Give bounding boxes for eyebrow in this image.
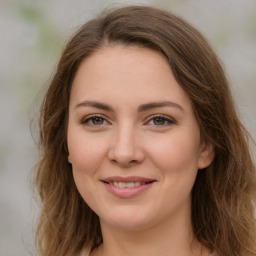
[75,100,184,112]
[75,101,114,111]
[138,101,184,112]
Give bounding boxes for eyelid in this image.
[144,114,176,125]
[79,113,176,126]
[80,114,111,125]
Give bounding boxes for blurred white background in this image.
[0,0,255,255]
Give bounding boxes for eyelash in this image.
[80,114,176,127]
[80,114,109,126]
[145,114,176,126]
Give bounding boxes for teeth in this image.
[126,182,135,188]
[113,181,119,187]
[111,181,146,188]
[119,182,126,188]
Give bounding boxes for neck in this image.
[92,210,209,256]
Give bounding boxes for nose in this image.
[108,124,145,167]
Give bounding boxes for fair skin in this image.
[67,45,214,256]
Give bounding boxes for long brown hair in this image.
[35,5,256,256]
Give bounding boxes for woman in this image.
[35,5,256,256]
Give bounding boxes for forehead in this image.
[70,45,192,112]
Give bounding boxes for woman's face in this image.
[67,45,213,231]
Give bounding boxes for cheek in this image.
[68,131,109,209]
[67,130,108,177]
[146,129,201,177]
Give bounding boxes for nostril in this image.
[110,159,118,164]
[107,144,145,166]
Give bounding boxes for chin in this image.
[99,207,156,231]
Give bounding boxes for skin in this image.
[67,45,214,256]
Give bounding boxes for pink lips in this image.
[101,176,156,198]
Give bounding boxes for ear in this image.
[68,155,72,164]
[197,140,215,170]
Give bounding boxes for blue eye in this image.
[147,115,175,126]
[81,115,107,126]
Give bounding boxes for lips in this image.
[101,176,155,183]
[100,176,156,198]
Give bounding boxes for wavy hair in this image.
[35,5,256,256]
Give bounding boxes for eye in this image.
[146,115,176,126]
[80,115,108,126]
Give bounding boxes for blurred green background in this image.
[0,0,255,255]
